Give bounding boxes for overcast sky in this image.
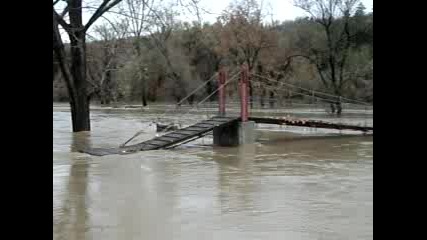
[180,0,373,23]
[56,0,373,41]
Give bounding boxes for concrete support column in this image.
[213,121,255,146]
[238,121,255,144]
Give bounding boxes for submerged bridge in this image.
[82,65,373,156]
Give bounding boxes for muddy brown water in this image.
[53,103,373,240]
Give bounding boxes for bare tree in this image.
[119,0,157,106]
[147,6,193,104]
[292,0,360,115]
[87,20,129,104]
[218,0,276,108]
[53,0,123,132]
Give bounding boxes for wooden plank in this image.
[142,145,160,151]
[137,142,160,148]
[248,117,281,125]
[164,133,189,138]
[249,117,373,132]
[188,125,214,131]
[183,127,209,132]
[177,130,209,135]
[148,139,174,146]
[156,136,180,142]
[204,120,231,126]
[209,117,237,122]
[194,123,215,128]
[152,137,175,142]
[129,140,158,151]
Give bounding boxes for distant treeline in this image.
[53,1,372,108]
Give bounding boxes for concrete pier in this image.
[213,121,255,146]
[213,65,256,147]
[238,121,255,144]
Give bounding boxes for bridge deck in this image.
[81,116,372,156]
[81,116,239,156]
[249,117,373,132]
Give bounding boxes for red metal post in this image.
[240,65,249,122]
[218,67,226,116]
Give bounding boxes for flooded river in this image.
[53,103,373,240]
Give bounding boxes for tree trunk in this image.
[134,41,148,107]
[71,94,91,132]
[101,46,115,105]
[53,30,90,131]
[330,103,336,114]
[69,32,91,132]
[336,101,342,116]
[269,91,274,108]
[188,95,195,105]
[142,90,148,107]
[141,72,147,107]
[260,88,266,108]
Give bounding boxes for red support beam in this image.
[218,67,226,116]
[240,65,249,122]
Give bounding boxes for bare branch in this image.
[53,13,76,101]
[60,5,69,18]
[53,7,71,33]
[84,0,123,32]
[190,0,202,24]
[125,0,154,37]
